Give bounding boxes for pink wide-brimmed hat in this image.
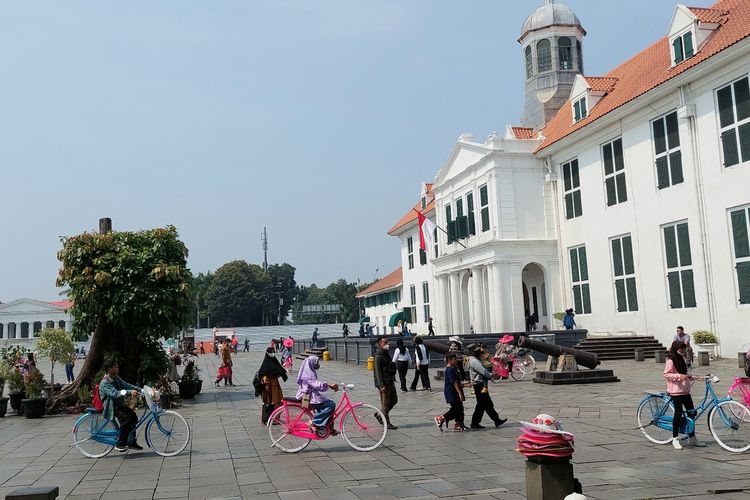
[283,338,294,348]
[499,335,515,344]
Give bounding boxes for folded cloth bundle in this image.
[517,413,575,459]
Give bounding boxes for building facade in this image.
[0,299,74,343]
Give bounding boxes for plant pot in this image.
[21,398,47,419]
[0,397,8,418]
[9,391,25,415]
[178,381,196,400]
[195,379,203,395]
[695,343,718,360]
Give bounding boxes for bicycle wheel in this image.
[729,383,750,417]
[341,403,387,452]
[636,395,674,444]
[520,354,536,374]
[709,400,750,453]
[510,360,525,381]
[146,410,190,457]
[267,405,312,453]
[73,412,116,458]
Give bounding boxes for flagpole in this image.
[412,208,467,249]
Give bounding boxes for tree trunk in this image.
[50,361,55,397]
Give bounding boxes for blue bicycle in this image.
[636,375,750,453]
[72,386,190,458]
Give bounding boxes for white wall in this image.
[398,224,435,334]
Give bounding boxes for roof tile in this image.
[356,267,403,297]
[584,76,618,93]
[511,126,536,139]
[689,6,729,23]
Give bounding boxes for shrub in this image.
[24,369,47,399]
[7,368,24,393]
[181,360,198,382]
[693,330,719,344]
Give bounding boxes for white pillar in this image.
[471,267,484,333]
[494,264,507,331]
[65,320,73,332]
[449,273,462,335]
[508,263,525,332]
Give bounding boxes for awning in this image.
[359,316,370,324]
[388,311,404,327]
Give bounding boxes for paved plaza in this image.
[1,349,750,500]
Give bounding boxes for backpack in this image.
[92,384,104,413]
[252,372,262,397]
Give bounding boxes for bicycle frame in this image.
[645,377,732,434]
[72,404,170,447]
[727,377,750,405]
[272,388,363,444]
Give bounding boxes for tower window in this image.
[576,40,583,73]
[672,31,694,65]
[537,39,551,73]
[525,45,533,79]
[558,37,572,70]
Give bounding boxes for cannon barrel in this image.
[423,340,450,356]
[518,337,600,369]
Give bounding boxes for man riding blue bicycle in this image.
[99,356,143,452]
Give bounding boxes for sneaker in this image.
[687,436,707,447]
[401,388,408,393]
[453,423,462,432]
[374,412,384,425]
[387,424,398,430]
[127,443,144,451]
[434,415,445,432]
[495,418,508,428]
[470,424,485,429]
[672,438,683,450]
[115,445,128,452]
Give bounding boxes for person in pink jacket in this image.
[664,340,706,450]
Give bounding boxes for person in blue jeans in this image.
[296,356,339,434]
[65,359,75,383]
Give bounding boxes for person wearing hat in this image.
[448,336,467,381]
[467,343,507,429]
[373,335,399,430]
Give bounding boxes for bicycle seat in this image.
[644,392,668,398]
[85,407,102,414]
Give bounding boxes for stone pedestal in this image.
[698,351,710,367]
[525,457,575,500]
[655,350,665,363]
[533,369,619,385]
[634,348,644,361]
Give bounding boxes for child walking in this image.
[434,354,468,432]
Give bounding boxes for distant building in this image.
[0,299,74,342]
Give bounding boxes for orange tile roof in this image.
[689,6,729,23]
[584,76,618,93]
[356,267,403,298]
[511,126,536,139]
[537,0,750,153]
[48,300,73,309]
[388,199,435,235]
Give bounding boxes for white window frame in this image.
[716,74,750,169]
[610,234,639,313]
[661,220,696,310]
[671,28,695,66]
[729,203,750,306]
[573,96,587,123]
[479,184,490,232]
[562,158,582,220]
[651,111,684,189]
[568,245,591,314]
[422,282,430,323]
[407,236,414,270]
[601,137,627,206]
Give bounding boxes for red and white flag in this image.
[417,211,437,250]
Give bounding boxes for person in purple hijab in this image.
[296,356,339,433]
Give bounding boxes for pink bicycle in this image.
[727,377,750,417]
[267,383,387,453]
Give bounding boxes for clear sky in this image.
[0,0,714,301]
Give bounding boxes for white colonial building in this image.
[0,299,74,343]
[364,0,750,356]
[355,268,404,335]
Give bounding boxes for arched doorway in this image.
[522,263,548,330]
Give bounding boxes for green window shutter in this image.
[731,209,750,258]
[563,163,572,191]
[446,205,452,222]
[653,118,667,155]
[581,283,592,314]
[579,246,589,280]
[581,98,587,118]
[574,101,581,122]
[616,173,627,203]
[738,261,750,304]
[419,249,427,265]
[457,216,469,239]
[676,223,692,266]
[571,160,580,188]
[669,151,684,185]
[626,277,638,311]
[734,77,750,122]
[656,156,670,189]
[613,139,624,171]
[683,32,694,58]
[612,239,624,277]
[664,225,678,269]
[480,185,488,206]
[666,112,680,150]
[467,193,474,212]
[481,208,490,232]
[456,199,464,217]
[605,177,617,206]
[407,237,413,253]
[573,190,582,217]
[564,193,574,219]
[718,85,735,128]
[572,284,583,315]
[668,271,683,309]
[408,255,414,269]
[403,307,412,323]
[738,122,750,163]
[681,269,696,308]
[622,236,635,275]
[468,214,476,235]
[447,220,457,243]
[722,130,739,167]
[423,283,429,303]
[570,248,580,282]
[615,279,627,312]
[673,37,683,64]
[603,142,614,175]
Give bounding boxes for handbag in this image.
[218,366,229,378]
[261,403,275,424]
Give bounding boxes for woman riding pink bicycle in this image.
[296,356,339,435]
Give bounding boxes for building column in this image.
[449,273,462,335]
[65,320,73,332]
[471,266,485,333]
[493,264,506,331]
[508,263,525,332]
[483,266,493,332]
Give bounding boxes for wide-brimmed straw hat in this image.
[518,414,574,439]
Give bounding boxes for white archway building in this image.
[0,299,74,344]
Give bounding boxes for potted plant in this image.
[155,375,178,409]
[35,327,76,398]
[0,363,8,417]
[693,330,720,359]
[178,360,198,399]
[22,368,47,419]
[7,367,25,416]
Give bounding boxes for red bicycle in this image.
[490,350,536,382]
[267,383,387,453]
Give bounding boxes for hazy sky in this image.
[1,0,713,301]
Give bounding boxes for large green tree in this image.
[204,261,270,326]
[292,279,360,324]
[264,263,297,325]
[52,225,193,405]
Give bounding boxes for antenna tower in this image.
[261,227,268,272]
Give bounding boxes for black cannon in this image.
[423,340,450,356]
[518,336,600,370]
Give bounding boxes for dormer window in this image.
[672,30,694,65]
[421,197,426,209]
[573,96,587,122]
